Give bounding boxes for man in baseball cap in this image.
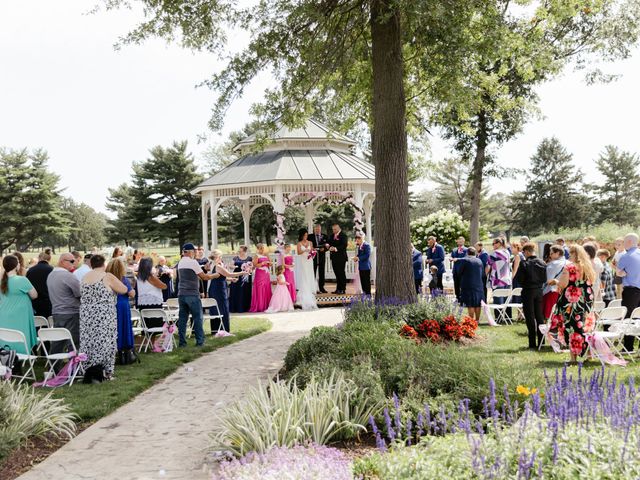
[176,242,218,346]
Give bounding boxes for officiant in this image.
[326,224,348,294]
[310,224,328,293]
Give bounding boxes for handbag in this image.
[0,345,16,370]
[116,348,140,366]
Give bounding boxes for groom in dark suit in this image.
[310,224,328,293]
[326,223,348,294]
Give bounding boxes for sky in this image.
[1,1,639,214]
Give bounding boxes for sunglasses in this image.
[64,259,75,263]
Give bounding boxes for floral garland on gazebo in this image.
[273,192,366,252]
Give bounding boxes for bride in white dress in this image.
[294,230,318,310]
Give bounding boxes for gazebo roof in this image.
[232,118,358,152]
[194,119,374,194]
[194,149,374,192]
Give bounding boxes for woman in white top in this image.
[543,245,566,319]
[294,229,318,310]
[136,257,167,328]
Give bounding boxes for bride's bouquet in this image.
[307,249,317,260]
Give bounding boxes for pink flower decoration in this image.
[565,286,582,303]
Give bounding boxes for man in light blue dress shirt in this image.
[616,233,640,352]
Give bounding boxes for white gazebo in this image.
[192,119,376,256]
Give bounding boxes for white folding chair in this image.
[504,287,524,321]
[33,316,49,329]
[630,307,640,320]
[597,306,628,330]
[592,301,606,317]
[163,298,179,322]
[0,328,38,384]
[139,309,171,352]
[202,298,226,334]
[38,328,84,385]
[130,308,143,338]
[485,289,513,324]
[47,316,55,327]
[608,299,623,309]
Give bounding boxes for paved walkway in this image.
[19,308,344,480]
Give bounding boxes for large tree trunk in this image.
[469,111,487,244]
[370,0,414,302]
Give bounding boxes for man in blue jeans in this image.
[176,243,219,347]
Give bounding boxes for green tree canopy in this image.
[592,145,640,225]
[105,183,145,247]
[512,137,592,236]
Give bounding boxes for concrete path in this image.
[19,308,344,480]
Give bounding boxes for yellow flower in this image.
[516,385,531,396]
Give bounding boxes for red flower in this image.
[564,286,582,303]
[584,312,596,332]
[567,264,579,282]
[550,314,562,330]
[400,324,418,339]
[569,332,584,355]
[442,315,463,341]
[460,316,478,338]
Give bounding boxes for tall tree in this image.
[65,200,108,251]
[129,141,204,247]
[0,148,70,254]
[105,183,145,247]
[430,1,640,242]
[103,0,481,301]
[512,138,591,236]
[592,145,640,225]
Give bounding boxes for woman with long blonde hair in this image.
[547,244,597,361]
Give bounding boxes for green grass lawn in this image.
[42,317,271,421]
[471,322,640,388]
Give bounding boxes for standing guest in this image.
[27,258,38,269]
[207,250,243,334]
[26,249,54,318]
[229,246,253,313]
[106,259,136,356]
[249,244,273,312]
[487,237,512,304]
[310,225,328,293]
[548,245,596,361]
[583,243,603,301]
[451,236,468,302]
[556,237,570,260]
[326,224,348,294]
[71,251,83,272]
[457,247,484,321]
[80,255,128,382]
[425,236,445,291]
[520,236,530,244]
[47,253,82,352]
[195,245,208,296]
[13,252,27,276]
[74,254,92,282]
[265,265,295,313]
[282,244,296,303]
[157,256,175,301]
[475,242,489,302]
[616,233,640,353]
[136,257,167,329]
[612,237,625,299]
[176,244,219,347]
[0,255,38,354]
[112,247,125,261]
[597,249,616,307]
[512,243,547,349]
[543,245,566,319]
[510,241,525,312]
[427,266,439,296]
[542,243,552,263]
[411,244,424,295]
[353,232,372,296]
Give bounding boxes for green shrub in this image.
[531,222,637,244]
[211,371,384,456]
[284,326,344,373]
[0,382,77,460]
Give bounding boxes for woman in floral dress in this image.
[548,245,597,361]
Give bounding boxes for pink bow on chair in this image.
[35,351,87,388]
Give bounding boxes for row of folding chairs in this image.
[0,326,82,385]
[162,298,226,336]
[484,288,524,325]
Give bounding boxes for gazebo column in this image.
[364,196,374,241]
[209,192,218,249]
[352,186,365,237]
[240,199,251,247]
[304,203,315,232]
[273,186,286,252]
[201,196,209,253]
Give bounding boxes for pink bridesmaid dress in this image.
[249,256,273,312]
[284,255,296,303]
[266,274,294,313]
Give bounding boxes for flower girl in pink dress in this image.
[266,266,294,313]
[283,244,296,303]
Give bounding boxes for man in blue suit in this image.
[411,244,424,295]
[451,236,468,302]
[353,232,371,295]
[426,236,445,291]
